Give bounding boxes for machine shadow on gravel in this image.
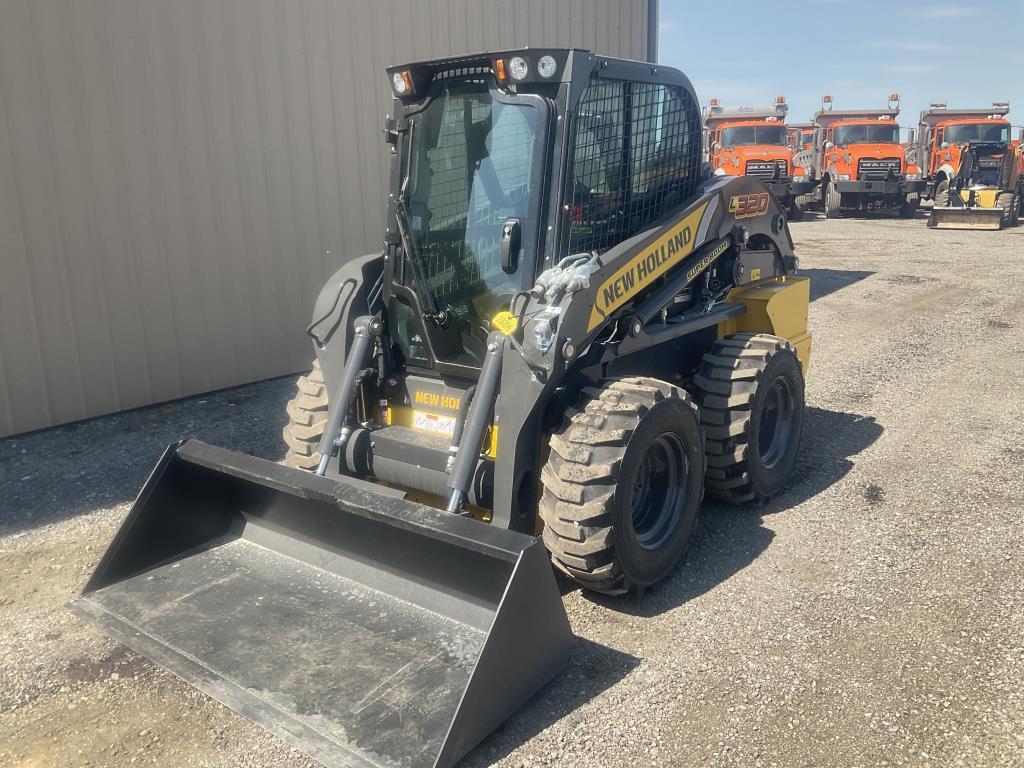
[800,268,875,301]
[581,406,884,618]
[0,378,294,536]
[460,636,639,768]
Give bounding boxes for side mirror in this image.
[500,219,521,274]
[941,141,949,149]
[825,141,834,149]
[712,142,721,152]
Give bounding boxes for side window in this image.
[567,80,627,255]
[567,78,699,255]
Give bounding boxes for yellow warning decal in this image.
[588,202,708,332]
[750,267,762,281]
[491,310,519,336]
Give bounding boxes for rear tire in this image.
[539,378,705,595]
[693,334,805,503]
[282,359,328,470]
[824,179,842,218]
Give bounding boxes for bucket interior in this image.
[71,442,561,768]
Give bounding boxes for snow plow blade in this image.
[927,206,1004,230]
[71,439,572,768]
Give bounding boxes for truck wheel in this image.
[539,377,705,595]
[824,180,842,218]
[933,179,949,207]
[282,359,328,470]
[693,334,805,503]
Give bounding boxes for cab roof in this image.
[918,103,1009,128]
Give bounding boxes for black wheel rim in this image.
[630,433,688,551]
[758,376,796,470]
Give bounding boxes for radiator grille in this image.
[744,159,788,180]
[857,157,901,180]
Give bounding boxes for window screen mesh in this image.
[567,78,700,255]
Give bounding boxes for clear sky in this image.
[657,0,1024,134]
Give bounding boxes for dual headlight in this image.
[905,172,922,180]
[834,174,850,181]
[505,54,558,82]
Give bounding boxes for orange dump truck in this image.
[787,122,814,152]
[913,102,1012,205]
[703,98,813,219]
[807,94,925,218]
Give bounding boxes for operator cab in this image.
[383,50,702,378]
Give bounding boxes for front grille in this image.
[744,159,788,180]
[857,157,901,180]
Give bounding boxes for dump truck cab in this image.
[809,94,924,218]
[703,98,813,217]
[915,102,1012,205]
[787,122,814,152]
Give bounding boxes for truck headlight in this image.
[714,167,727,176]
[905,172,922,180]
[835,174,850,181]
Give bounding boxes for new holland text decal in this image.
[729,192,769,219]
[588,202,708,332]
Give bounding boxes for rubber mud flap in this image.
[71,439,573,768]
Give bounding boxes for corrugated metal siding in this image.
[0,0,651,437]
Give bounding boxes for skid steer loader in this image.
[928,139,1022,229]
[73,50,812,768]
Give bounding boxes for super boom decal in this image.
[587,203,708,331]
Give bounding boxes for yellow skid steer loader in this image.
[928,140,1022,229]
[73,49,812,768]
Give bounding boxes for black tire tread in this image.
[539,377,700,595]
[694,333,796,503]
[282,359,327,470]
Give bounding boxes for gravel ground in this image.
[2,213,1023,768]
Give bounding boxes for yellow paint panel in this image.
[718,275,812,376]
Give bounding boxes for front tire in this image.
[825,179,842,218]
[539,378,705,595]
[282,359,328,470]
[996,191,1018,227]
[933,178,949,207]
[693,334,805,503]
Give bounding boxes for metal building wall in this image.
[0,0,654,437]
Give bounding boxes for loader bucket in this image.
[71,440,572,768]
[927,206,1004,230]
